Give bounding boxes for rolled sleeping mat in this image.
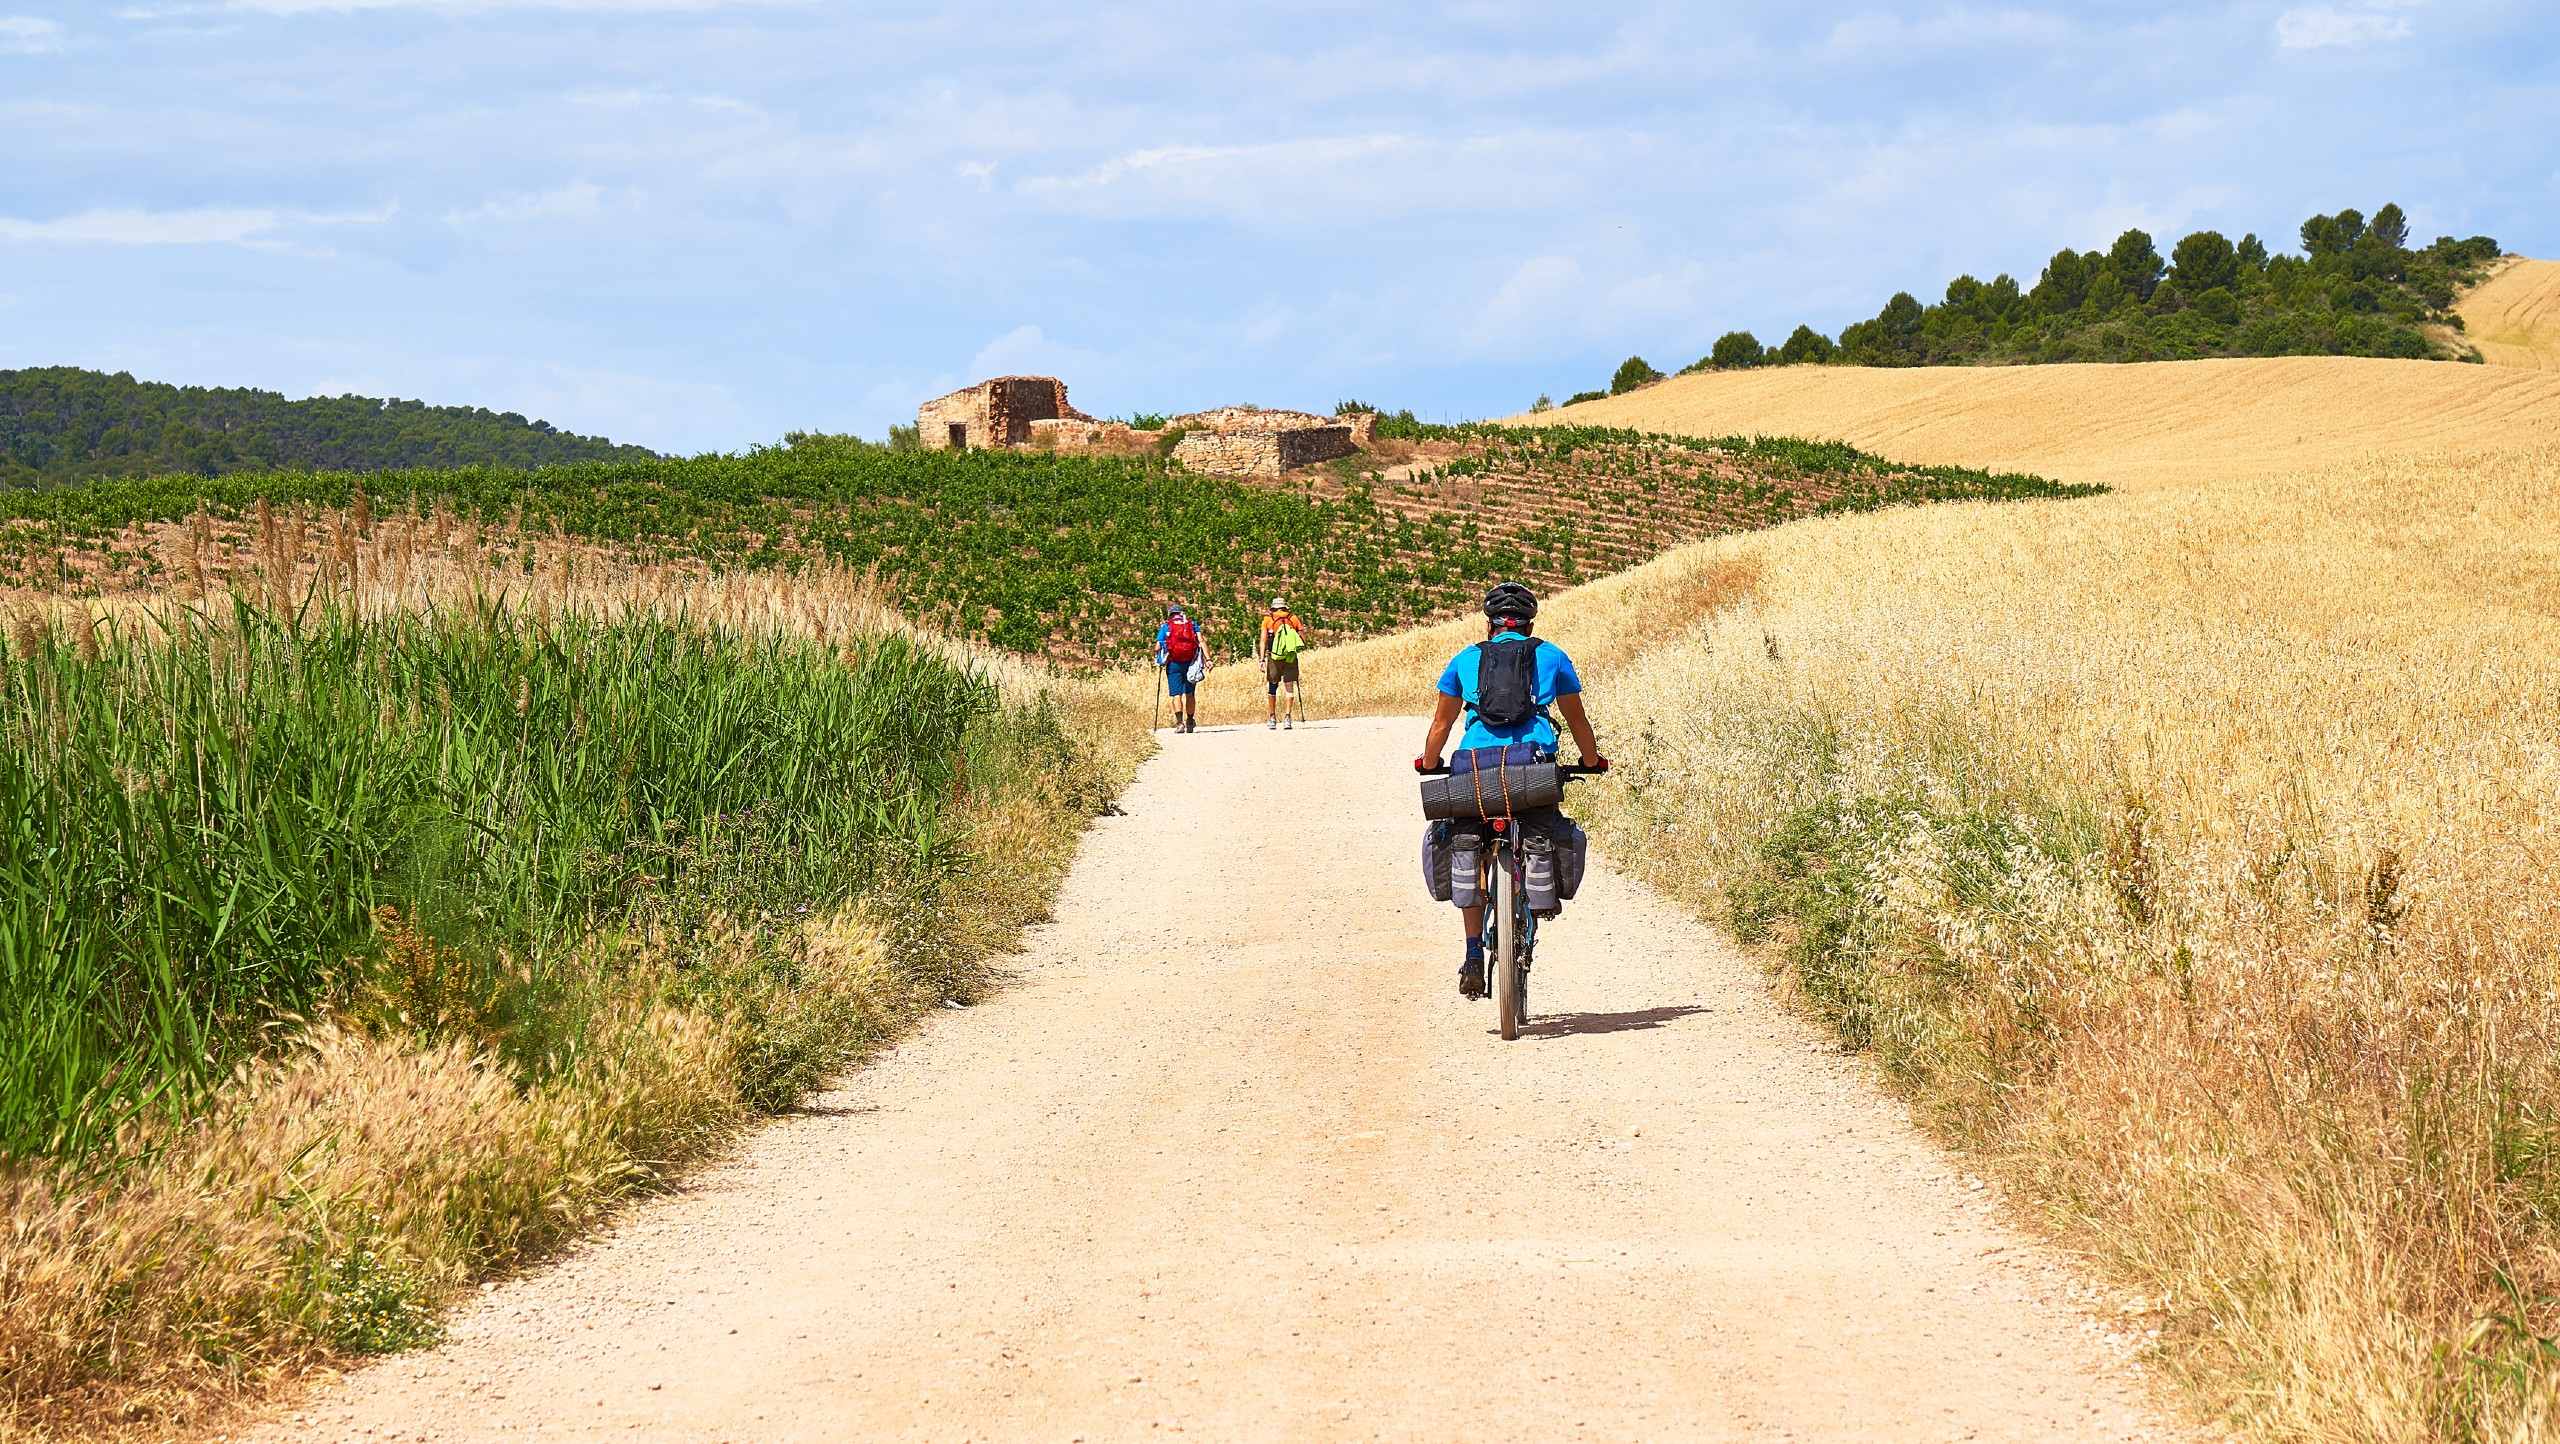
[1419,762,1563,819]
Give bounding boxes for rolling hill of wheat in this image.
[2456,258,2560,371]
[1525,353,2560,492]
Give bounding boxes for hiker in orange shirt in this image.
[1258,597,1307,730]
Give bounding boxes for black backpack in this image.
[1470,639,1544,729]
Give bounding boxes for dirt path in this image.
[257,718,2186,1443]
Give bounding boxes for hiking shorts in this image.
[1265,658,1300,692]
[1164,659,1195,697]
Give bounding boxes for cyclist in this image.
[1154,604,1202,734]
[1258,597,1307,729]
[1415,582,1604,998]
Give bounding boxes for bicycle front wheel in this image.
[1494,856,1523,1040]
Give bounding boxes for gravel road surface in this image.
[258,717,2184,1443]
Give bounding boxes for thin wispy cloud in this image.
[154,0,741,13]
[2275,3,2421,50]
[0,207,280,243]
[0,14,60,50]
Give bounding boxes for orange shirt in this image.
[1259,611,1300,657]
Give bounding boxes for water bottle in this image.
[1449,834,1483,909]
[1523,833,1560,914]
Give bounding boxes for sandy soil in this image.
[252,718,2189,1443]
[1522,355,2560,492]
[2456,258,2560,370]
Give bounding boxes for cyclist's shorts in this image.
[1164,660,1195,697]
[1264,658,1299,690]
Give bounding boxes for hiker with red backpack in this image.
[1155,604,1205,734]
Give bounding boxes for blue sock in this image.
[1464,937,1483,963]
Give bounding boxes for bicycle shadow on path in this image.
[1515,1003,1707,1039]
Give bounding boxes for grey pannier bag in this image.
[1522,817,1590,917]
[1553,816,1590,900]
[1448,827,1486,909]
[1523,831,1560,914]
[1422,821,1454,903]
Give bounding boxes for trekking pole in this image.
[1154,667,1164,732]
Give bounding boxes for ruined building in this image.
[1164,407,1368,478]
[916,376,1378,479]
[916,376,1091,450]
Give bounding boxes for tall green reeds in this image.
[0,594,994,1159]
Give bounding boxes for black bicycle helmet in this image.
[1482,581,1539,624]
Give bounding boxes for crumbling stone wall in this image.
[915,383,1373,474]
[1168,408,1357,478]
[917,376,1089,450]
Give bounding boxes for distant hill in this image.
[2454,258,2560,370]
[1525,354,2560,495]
[1557,204,2505,402]
[0,367,657,486]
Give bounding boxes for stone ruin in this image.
[916,375,1091,450]
[916,375,1376,478]
[1163,406,1370,478]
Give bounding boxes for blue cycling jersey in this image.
[1436,634,1582,751]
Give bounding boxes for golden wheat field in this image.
[1523,354,2560,492]
[2458,259,2560,371]
[1250,440,2560,1441]
[1229,353,2560,1435]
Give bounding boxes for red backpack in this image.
[1164,617,1200,664]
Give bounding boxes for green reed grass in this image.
[0,594,994,1159]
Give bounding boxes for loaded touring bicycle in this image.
[1419,748,1601,1040]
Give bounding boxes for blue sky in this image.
[1,2,2553,453]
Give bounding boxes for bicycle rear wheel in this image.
[1494,856,1523,1040]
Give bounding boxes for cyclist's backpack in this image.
[1271,623,1304,662]
[1164,618,1200,664]
[1470,639,1544,729]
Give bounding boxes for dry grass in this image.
[3,501,1054,709]
[2457,259,2560,372]
[1558,445,2560,1440]
[1518,356,2560,493]
[0,543,1148,1442]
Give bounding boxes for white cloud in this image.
[2276,4,2419,50]
[1014,131,1591,227]
[0,203,394,245]
[0,15,60,51]
[966,324,1103,381]
[444,182,626,225]
[194,0,741,12]
[1465,255,1584,350]
[1821,8,2070,59]
[0,207,280,243]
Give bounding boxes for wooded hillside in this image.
[0,367,656,486]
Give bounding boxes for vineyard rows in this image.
[0,427,2093,665]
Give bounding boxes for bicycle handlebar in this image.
[1413,759,1609,777]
